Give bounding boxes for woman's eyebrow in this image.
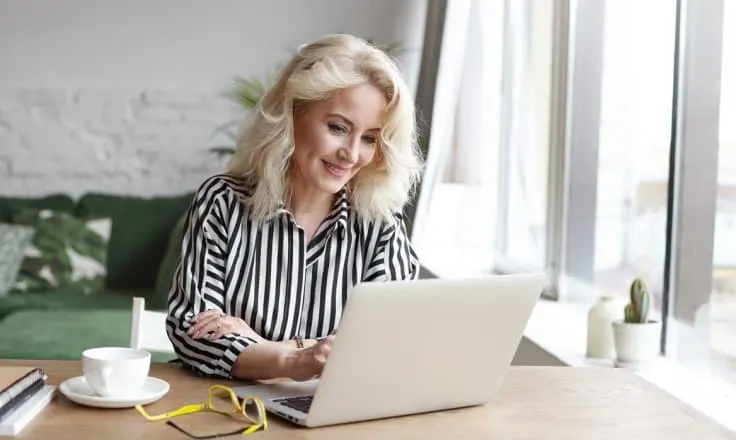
[327,113,354,127]
[327,113,381,132]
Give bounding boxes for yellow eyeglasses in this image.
[135,384,268,439]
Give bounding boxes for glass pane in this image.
[712,0,736,381]
[594,0,676,319]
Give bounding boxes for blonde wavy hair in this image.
[226,34,423,223]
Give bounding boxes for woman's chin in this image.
[314,177,348,195]
[315,170,351,193]
[321,183,346,194]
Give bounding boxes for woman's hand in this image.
[187,310,263,341]
[284,336,335,381]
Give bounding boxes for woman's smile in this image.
[323,160,351,178]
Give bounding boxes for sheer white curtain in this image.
[411,0,503,275]
[496,0,553,271]
[411,0,555,276]
[411,0,473,242]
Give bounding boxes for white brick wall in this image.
[0,1,427,198]
[0,89,240,198]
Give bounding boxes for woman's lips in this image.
[323,160,350,178]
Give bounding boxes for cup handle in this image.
[99,366,113,396]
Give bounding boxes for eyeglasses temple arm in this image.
[136,403,206,421]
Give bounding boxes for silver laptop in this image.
[233,273,544,428]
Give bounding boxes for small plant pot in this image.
[611,320,660,367]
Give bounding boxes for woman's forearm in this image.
[231,341,292,380]
[235,329,318,349]
[230,338,323,380]
[275,339,320,349]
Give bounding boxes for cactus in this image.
[623,278,650,323]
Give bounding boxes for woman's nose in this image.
[343,137,361,163]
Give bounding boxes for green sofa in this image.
[0,191,193,362]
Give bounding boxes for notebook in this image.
[0,385,55,436]
[0,367,47,419]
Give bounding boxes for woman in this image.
[166,34,423,381]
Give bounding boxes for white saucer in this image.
[59,376,170,408]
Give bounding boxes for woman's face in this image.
[291,83,386,197]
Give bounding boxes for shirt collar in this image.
[331,188,349,238]
[277,188,350,238]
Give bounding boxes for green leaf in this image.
[223,76,267,110]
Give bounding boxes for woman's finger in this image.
[188,310,220,333]
[208,323,228,340]
[189,315,221,338]
[315,337,332,353]
[209,318,237,340]
[315,343,331,361]
[188,315,217,337]
[302,339,331,372]
[191,309,222,323]
[199,320,226,339]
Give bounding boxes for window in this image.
[414,0,736,387]
[566,0,735,384]
[593,0,677,318]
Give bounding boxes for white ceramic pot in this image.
[611,320,661,366]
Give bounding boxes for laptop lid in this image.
[301,273,545,427]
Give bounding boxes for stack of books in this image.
[0,367,54,436]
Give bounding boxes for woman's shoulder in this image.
[188,174,254,224]
[350,209,407,236]
[193,173,253,204]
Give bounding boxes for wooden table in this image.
[4,359,735,439]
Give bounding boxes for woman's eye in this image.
[328,123,348,134]
[362,135,378,145]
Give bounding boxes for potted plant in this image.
[611,278,661,367]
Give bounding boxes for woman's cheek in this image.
[359,147,377,166]
[322,133,345,152]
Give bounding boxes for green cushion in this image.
[153,212,187,308]
[0,195,75,223]
[0,288,135,321]
[10,209,112,295]
[75,193,194,290]
[0,309,174,363]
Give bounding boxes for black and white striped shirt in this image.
[166,174,419,378]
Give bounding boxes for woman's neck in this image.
[288,173,337,241]
[289,185,334,217]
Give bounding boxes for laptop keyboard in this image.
[273,395,313,413]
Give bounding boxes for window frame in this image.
[662,0,724,360]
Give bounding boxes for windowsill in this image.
[525,298,736,433]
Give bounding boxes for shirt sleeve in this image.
[363,212,420,282]
[165,176,257,379]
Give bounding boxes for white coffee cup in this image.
[82,347,151,398]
